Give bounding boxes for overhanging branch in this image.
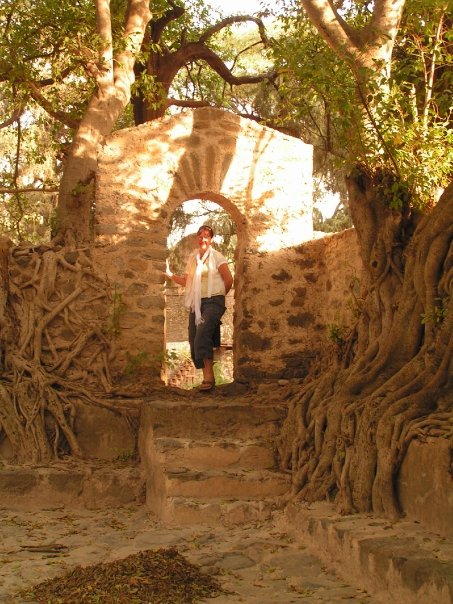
[28,83,80,129]
[200,15,270,46]
[0,107,24,130]
[166,98,212,109]
[185,42,277,86]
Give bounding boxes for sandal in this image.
[198,380,215,392]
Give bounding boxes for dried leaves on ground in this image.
[20,547,225,603]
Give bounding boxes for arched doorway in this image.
[165,198,236,388]
[94,107,313,383]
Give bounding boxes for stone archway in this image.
[94,108,313,382]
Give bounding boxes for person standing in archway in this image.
[165,225,233,391]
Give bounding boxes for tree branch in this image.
[368,0,405,49]
[301,0,405,74]
[0,107,24,130]
[300,0,361,63]
[151,4,185,43]
[28,83,79,129]
[199,15,270,45]
[182,42,277,86]
[95,0,114,90]
[166,97,212,109]
[114,0,152,93]
[423,10,445,128]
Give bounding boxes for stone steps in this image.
[160,496,281,526]
[0,460,144,509]
[140,399,287,439]
[162,468,289,499]
[283,501,453,604]
[139,396,291,526]
[154,436,276,470]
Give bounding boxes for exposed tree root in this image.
[0,242,143,463]
[278,178,453,519]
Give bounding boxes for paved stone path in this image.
[0,506,374,603]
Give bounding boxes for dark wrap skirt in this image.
[188,295,226,369]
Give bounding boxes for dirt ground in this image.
[0,505,374,604]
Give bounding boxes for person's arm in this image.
[218,263,233,294]
[165,260,187,286]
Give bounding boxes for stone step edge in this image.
[163,467,291,482]
[167,494,288,507]
[0,459,140,473]
[143,399,288,412]
[154,436,274,448]
[153,437,278,472]
[159,495,288,526]
[0,459,141,476]
[148,467,290,502]
[283,501,453,604]
[0,463,144,510]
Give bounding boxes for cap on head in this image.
[197,225,214,238]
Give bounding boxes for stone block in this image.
[73,403,136,460]
[136,295,165,310]
[163,468,289,499]
[398,438,453,539]
[0,470,38,493]
[162,496,275,526]
[154,437,276,471]
[285,501,453,604]
[140,400,287,441]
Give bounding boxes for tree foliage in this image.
[313,204,353,233]
[263,0,452,211]
[131,0,275,121]
[0,0,277,242]
[1,0,153,242]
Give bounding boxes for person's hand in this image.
[165,259,173,279]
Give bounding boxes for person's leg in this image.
[193,297,225,385]
[202,358,214,384]
[188,312,199,367]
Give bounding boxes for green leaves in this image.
[421,297,449,325]
[261,0,452,212]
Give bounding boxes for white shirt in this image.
[185,248,227,298]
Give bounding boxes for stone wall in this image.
[398,438,453,538]
[235,229,363,380]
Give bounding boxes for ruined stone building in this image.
[93,107,363,383]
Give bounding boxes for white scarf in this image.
[185,247,215,324]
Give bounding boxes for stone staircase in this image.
[138,393,291,526]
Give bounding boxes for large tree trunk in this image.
[57,0,152,243]
[278,176,452,519]
[57,92,128,241]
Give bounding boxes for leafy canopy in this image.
[0,0,451,243]
[265,0,452,211]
